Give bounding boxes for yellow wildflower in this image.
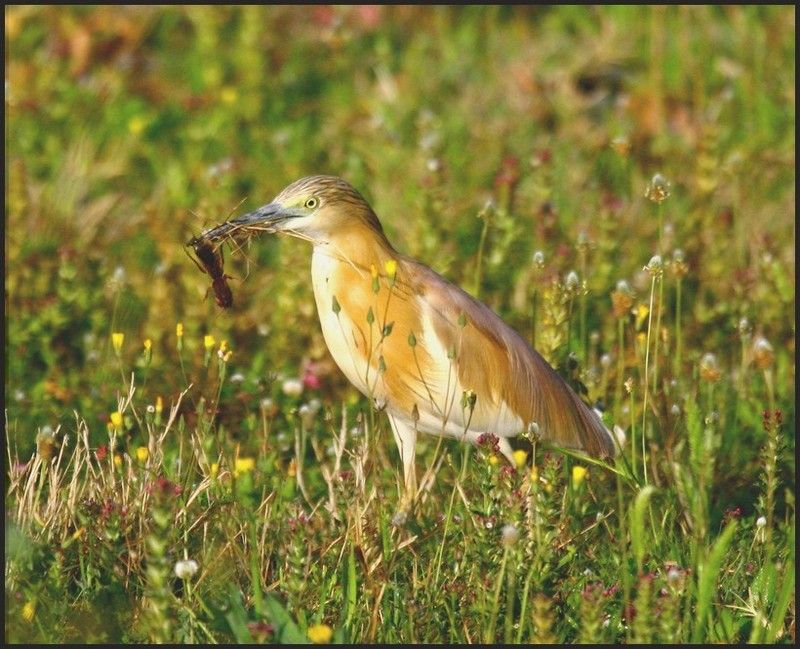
[572,465,588,488]
[287,458,297,478]
[512,449,528,469]
[176,323,184,338]
[112,332,124,353]
[114,454,123,467]
[204,335,216,350]
[155,396,163,414]
[308,624,333,644]
[384,259,398,279]
[634,303,649,329]
[136,447,149,462]
[128,115,146,135]
[234,457,255,477]
[143,338,152,351]
[110,411,123,429]
[221,86,238,105]
[22,600,35,622]
[530,464,539,483]
[210,462,219,479]
[219,340,228,353]
[488,455,499,466]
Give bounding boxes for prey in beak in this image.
[185,202,293,309]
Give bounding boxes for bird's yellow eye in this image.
[305,197,318,209]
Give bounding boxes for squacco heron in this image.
[209,175,616,498]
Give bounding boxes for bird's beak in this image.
[196,202,293,243]
[230,202,293,230]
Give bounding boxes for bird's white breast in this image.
[310,247,373,397]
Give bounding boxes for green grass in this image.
[5,5,795,644]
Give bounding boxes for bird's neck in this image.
[313,222,396,273]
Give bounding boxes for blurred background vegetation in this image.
[4,6,795,642]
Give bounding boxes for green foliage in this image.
[5,5,795,645]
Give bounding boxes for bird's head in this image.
[227,175,384,243]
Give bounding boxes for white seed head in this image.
[699,353,722,382]
[615,279,633,295]
[752,337,774,370]
[174,559,199,580]
[500,524,519,546]
[756,516,766,528]
[391,510,408,527]
[645,255,663,276]
[738,317,752,337]
[281,378,304,397]
[565,270,580,291]
[667,567,684,586]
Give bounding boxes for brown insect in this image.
[187,236,233,308]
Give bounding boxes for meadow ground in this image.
[4,6,795,643]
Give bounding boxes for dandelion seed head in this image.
[282,378,304,397]
[500,523,519,546]
[174,559,199,580]
[565,270,580,292]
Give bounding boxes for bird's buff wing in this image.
[408,259,616,457]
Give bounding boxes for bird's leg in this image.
[388,415,417,508]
